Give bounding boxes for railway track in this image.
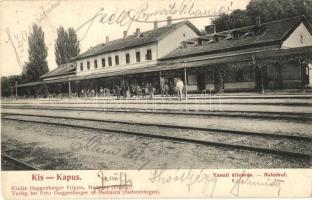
[2,113,311,160]
[2,105,312,122]
[3,101,312,106]
[1,153,40,170]
[2,112,311,141]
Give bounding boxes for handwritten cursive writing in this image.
[70,135,122,155]
[149,166,218,197]
[231,175,284,197]
[5,0,60,70]
[70,135,152,170]
[95,170,133,190]
[5,28,24,69]
[36,0,61,24]
[75,0,233,41]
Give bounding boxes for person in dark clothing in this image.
[116,85,121,100]
[164,81,169,96]
[148,83,154,99]
[121,80,127,98]
[169,81,175,96]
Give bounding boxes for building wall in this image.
[281,22,312,48]
[184,65,256,92]
[75,24,198,77]
[185,84,215,92]
[158,24,199,58]
[280,62,303,89]
[76,44,158,76]
[266,61,303,89]
[224,82,256,90]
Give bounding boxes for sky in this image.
[0,0,250,76]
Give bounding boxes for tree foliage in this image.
[213,0,312,32]
[22,24,49,82]
[1,75,22,97]
[55,27,80,66]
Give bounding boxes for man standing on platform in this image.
[176,78,184,101]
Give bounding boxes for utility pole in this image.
[252,56,264,94]
[260,66,264,94]
[15,82,18,100]
[183,61,188,100]
[159,70,162,96]
[68,81,72,98]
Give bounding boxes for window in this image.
[187,74,197,85]
[108,57,112,66]
[126,53,130,64]
[87,61,90,70]
[80,63,83,71]
[102,58,105,67]
[146,49,152,60]
[136,51,140,62]
[94,59,97,68]
[300,33,304,44]
[235,68,244,82]
[115,55,119,65]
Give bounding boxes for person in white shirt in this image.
[176,78,184,101]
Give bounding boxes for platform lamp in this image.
[252,56,264,94]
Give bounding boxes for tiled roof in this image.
[69,46,312,81]
[41,63,76,79]
[74,21,200,60]
[18,45,311,87]
[162,15,310,60]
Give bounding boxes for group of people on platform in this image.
[114,81,155,100]
[80,89,97,97]
[78,77,185,100]
[160,77,184,100]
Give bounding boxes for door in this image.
[255,65,268,90]
[214,69,224,93]
[197,73,206,92]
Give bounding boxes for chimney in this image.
[204,24,216,35]
[154,21,158,29]
[167,16,172,25]
[256,16,261,26]
[197,38,203,45]
[106,36,109,43]
[123,31,127,38]
[135,28,140,36]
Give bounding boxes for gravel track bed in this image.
[3,115,312,156]
[1,156,32,170]
[2,120,311,169]
[2,98,312,104]
[3,102,312,113]
[3,108,312,138]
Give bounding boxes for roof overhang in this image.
[72,41,157,61]
[17,81,44,88]
[17,75,75,88]
[72,64,159,81]
[158,45,312,70]
[17,46,312,87]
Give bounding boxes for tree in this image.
[246,0,311,22]
[55,27,80,66]
[214,10,253,32]
[22,24,49,82]
[1,77,12,97]
[1,75,23,97]
[213,0,312,32]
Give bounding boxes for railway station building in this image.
[17,15,312,97]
